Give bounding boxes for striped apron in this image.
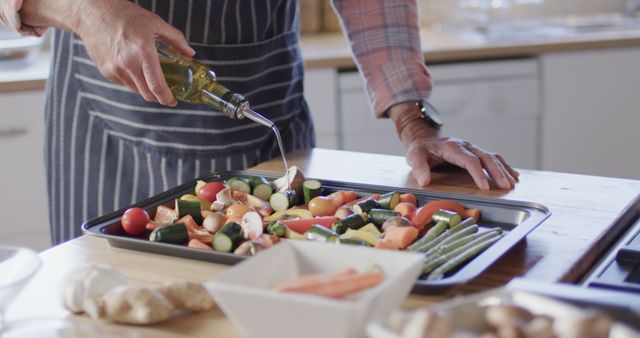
[44,0,315,245]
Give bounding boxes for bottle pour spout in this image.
[243,108,275,129]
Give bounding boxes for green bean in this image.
[421,229,502,275]
[427,235,502,280]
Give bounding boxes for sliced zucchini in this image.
[149,223,189,245]
[252,183,273,202]
[332,213,369,234]
[247,176,269,190]
[337,238,368,246]
[269,190,298,212]
[306,224,339,243]
[212,222,244,252]
[368,209,401,227]
[352,198,381,214]
[432,210,462,227]
[302,179,322,204]
[378,191,400,210]
[227,177,251,194]
[267,221,288,237]
[175,198,203,224]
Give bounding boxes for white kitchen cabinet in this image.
[303,68,340,149]
[335,58,541,170]
[0,90,50,251]
[541,47,640,179]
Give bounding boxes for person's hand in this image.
[390,103,519,190]
[0,0,46,36]
[20,0,195,106]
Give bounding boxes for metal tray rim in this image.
[82,170,551,293]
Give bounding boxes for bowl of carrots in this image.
[206,240,424,338]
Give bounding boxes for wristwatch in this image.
[418,100,444,128]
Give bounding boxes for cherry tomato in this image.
[121,207,150,236]
[308,196,337,217]
[198,182,226,203]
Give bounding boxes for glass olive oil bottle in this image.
[156,39,291,191]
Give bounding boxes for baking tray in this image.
[82,170,551,293]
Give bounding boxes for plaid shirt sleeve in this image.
[332,0,432,118]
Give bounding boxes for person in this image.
[1,0,518,245]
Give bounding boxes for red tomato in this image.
[198,182,226,203]
[121,207,150,236]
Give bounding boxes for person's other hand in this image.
[21,0,194,105]
[390,103,519,190]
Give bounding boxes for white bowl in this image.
[207,241,425,338]
[0,246,41,316]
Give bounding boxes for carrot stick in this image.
[188,238,212,250]
[311,271,384,298]
[345,193,381,207]
[277,271,385,299]
[394,202,417,217]
[145,221,160,231]
[375,240,400,250]
[327,190,358,207]
[411,200,466,230]
[460,208,481,221]
[280,216,339,234]
[188,232,214,243]
[399,193,418,207]
[384,226,419,249]
[273,268,357,292]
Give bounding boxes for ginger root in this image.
[61,263,215,325]
[84,285,174,325]
[157,281,215,312]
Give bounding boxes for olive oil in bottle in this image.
[156,39,291,191]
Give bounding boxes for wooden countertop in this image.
[5,26,640,92]
[301,28,640,68]
[6,148,640,337]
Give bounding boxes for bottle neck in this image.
[202,90,248,120]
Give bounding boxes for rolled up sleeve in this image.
[332,0,432,118]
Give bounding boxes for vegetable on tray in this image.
[117,166,503,282]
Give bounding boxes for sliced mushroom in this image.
[334,206,354,219]
[210,188,234,211]
[272,166,305,196]
[202,212,225,233]
[233,240,267,256]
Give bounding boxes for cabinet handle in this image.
[0,127,28,137]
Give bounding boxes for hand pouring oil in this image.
[156,39,291,190]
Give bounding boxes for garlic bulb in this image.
[60,262,126,313]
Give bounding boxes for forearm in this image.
[332,0,432,118]
[20,0,105,33]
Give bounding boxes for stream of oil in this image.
[271,125,291,192]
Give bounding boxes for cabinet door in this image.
[337,59,540,169]
[304,68,339,149]
[541,48,640,179]
[0,90,50,251]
